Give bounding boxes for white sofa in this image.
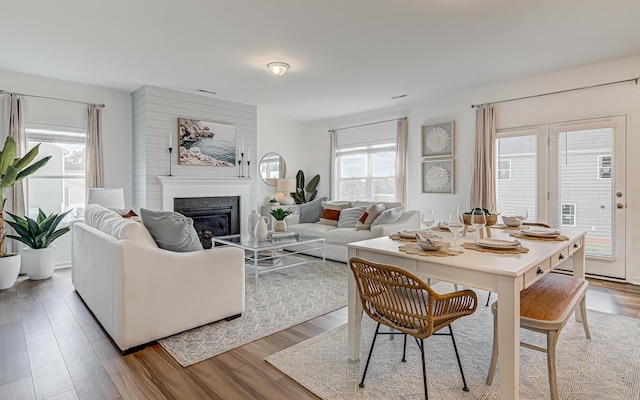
[286,201,420,262]
[71,205,245,352]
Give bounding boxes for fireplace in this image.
[174,196,240,249]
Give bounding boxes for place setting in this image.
[509,226,570,241]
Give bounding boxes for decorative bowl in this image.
[417,239,445,251]
[462,213,497,226]
[502,216,522,227]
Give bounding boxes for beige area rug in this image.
[267,286,640,399]
[159,256,347,367]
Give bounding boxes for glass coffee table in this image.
[212,233,325,280]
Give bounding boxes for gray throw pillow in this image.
[140,208,203,252]
[337,206,366,228]
[298,197,328,223]
[371,206,405,227]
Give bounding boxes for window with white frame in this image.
[497,159,512,180]
[597,155,612,179]
[336,143,396,202]
[561,203,576,226]
[25,127,86,219]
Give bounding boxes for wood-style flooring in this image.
[0,269,638,400]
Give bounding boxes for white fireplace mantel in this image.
[157,176,251,233]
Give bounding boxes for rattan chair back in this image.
[349,257,478,339]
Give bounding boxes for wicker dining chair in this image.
[486,273,591,400]
[349,257,478,399]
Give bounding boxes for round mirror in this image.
[259,152,287,186]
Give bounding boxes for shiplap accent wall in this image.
[132,85,257,211]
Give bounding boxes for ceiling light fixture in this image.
[267,62,290,77]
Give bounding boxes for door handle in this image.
[617,203,625,209]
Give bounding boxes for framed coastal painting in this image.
[422,159,454,194]
[178,118,236,166]
[421,121,454,158]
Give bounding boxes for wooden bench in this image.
[486,273,591,400]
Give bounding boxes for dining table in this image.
[346,227,586,400]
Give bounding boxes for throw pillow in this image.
[370,206,405,228]
[298,197,328,223]
[337,206,366,228]
[140,208,204,252]
[355,203,386,231]
[317,201,352,226]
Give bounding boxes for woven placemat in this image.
[389,232,442,242]
[398,243,462,257]
[508,232,569,242]
[492,224,521,230]
[461,242,529,254]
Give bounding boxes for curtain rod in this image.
[0,89,106,108]
[329,116,406,132]
[470,76,640,108]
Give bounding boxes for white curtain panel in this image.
[395,118,408,204]
[7,94,28,254]
[469,104,497,209]
[85,104,104,188]
[329,130,336,200]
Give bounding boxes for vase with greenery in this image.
[270,208,292,232]
[6,209,70,280]
[0,137,51,289]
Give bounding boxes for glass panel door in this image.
[550,116,626,279]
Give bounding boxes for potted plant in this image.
[6,209,70,280]
[270,208,293,232]
[0,136,51,289]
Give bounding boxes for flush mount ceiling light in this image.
[267,62,290,77]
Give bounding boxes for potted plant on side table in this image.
[6,209,70,280]
[0,136,51,290]
[270,208,293,232]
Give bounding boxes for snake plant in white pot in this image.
[0,136,51,289]
[6,209,70,280]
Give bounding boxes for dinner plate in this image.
[475,239,521,249]
[523,228,560,238]
[398,230,419,239]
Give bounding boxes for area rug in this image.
[159,257,348,367]
[266,286,640,399]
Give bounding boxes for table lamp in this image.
[276,178,296,205]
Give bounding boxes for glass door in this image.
[549,116,626,279]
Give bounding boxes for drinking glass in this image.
[471,209,486,240]
[422,209,436,231]
[448,209,464,250]
[515,206,528,232]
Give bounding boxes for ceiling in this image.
[1,0,639,122]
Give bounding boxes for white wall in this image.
[132,86,257,211]
[0,69,133,203]
[256,111,306,207]
[303,56,640,284]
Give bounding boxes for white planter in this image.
[273,220,287,232]
[0,253,21,290]
[22,245,57,280]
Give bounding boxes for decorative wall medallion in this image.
[422,159,454,194]
[421,121,454,158]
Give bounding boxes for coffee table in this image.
[212,233,325,280]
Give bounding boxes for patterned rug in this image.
[266,286,640,399]
[159,256,348,367]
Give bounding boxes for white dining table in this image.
[346,228,586,400]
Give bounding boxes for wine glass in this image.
[491,202,502,216]
[448,208,464,250]
[471,208,486,240]
[422,209,436,232]
[515,206,528,232]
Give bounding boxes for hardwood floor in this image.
[0,269,638,400]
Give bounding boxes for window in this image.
[26,127,86,219]
[561,203,576,226]
[336,143,396,202]
[597,155,612,179]
[497,159,511,180]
